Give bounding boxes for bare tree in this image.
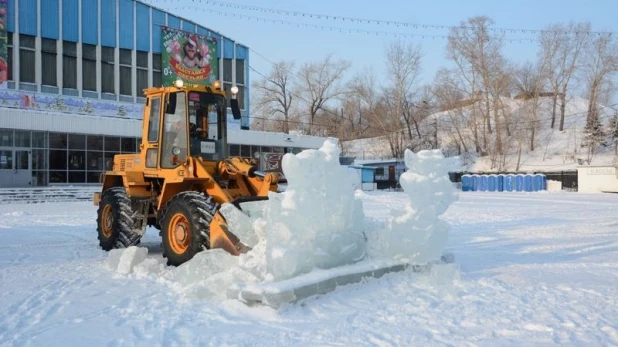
[583,33,618,124]
[514,61,546,151]
[539,22,590,131]
[447,16,511,159]
[384,40,423,142]
[342,69,381,138]
[297,54,351,135]
[251,61,296,134]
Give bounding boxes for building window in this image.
[41,39,57,86]
[82,44,97,91]
[119,49,132,96]
[152,53,161,87]
[7,32,12,81]
[62,41,77,89]
[136,51,148,96]
[223,58,232,83]
[19,34,36,83]
[101,47,115,94]
[235,59,244,85]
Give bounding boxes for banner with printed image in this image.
[0,0,8,89]
[161,27,218,87]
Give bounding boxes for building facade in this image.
[0,0,326,187]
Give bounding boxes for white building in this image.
[576,165,618,193]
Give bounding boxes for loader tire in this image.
[159,192,216,266]
[96,187,142,251]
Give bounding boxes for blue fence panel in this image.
[505,175,514,192]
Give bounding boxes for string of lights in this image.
[148,0,615,36]
[164,6,519,42]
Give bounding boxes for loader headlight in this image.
[172,146,181,155]
[231,85,239,95]
[174,79,184,88]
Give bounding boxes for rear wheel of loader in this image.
[96,187,142,250]
[159,192,215,266]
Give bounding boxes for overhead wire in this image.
[148,0,616,36]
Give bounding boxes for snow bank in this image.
[368,149,459,263]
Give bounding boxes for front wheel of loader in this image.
[96,187,142,251]
[159,192,216,266]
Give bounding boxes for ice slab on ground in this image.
[106,246,148,275]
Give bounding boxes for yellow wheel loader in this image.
[94,80,278,266]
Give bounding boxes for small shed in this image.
[348,165,377,191]
[577,165,618,193]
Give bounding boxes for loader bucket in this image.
[228,253,455,308]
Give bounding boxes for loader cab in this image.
[143,84,241,170]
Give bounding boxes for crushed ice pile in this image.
[105,141,459,300]
[368,149,459,263]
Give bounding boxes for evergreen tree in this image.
[608,112,618,155]
[582,107,606,164]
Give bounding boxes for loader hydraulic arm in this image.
[218,158,279,197]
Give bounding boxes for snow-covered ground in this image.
[1,191,618,346]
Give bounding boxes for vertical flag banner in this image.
[161,27,218,87]
[0,0,8,89]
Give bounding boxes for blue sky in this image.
[155,0,617,88]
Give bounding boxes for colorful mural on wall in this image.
[161,27,218,87]
[0,0,8,89]
[0,89,144,119]
[0,89,242,129]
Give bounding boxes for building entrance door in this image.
[0,148,32,187]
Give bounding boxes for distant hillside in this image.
[343,96,618,172]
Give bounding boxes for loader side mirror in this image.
[230,99,241,120]
[165,92,177,114]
